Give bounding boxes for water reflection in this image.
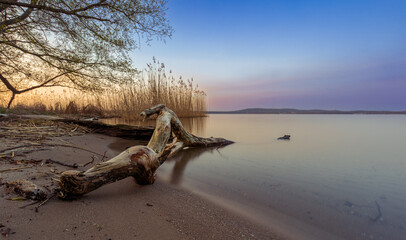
[107,131,223,187]
[106,114,406,240]
[158,114,406,240]
[167,147,223,185]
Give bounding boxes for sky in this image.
[130,0,406,111]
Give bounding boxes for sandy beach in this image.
[0,128,284,240]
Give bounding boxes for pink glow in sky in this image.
[132,0,406,111]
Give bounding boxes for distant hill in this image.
[207,108,406,114]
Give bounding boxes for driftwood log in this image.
[56,118,154,140]
[56,104,233,199]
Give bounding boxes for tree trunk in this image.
[56,118,155,140]
[7,92,15,109]
[56,104,233,199]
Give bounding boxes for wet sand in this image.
[0,134,284,240]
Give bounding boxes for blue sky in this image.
[131,0,406,111]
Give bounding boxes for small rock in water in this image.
[277,135,291,140]
[344,201,353,207]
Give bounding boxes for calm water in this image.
[106,114,406,240]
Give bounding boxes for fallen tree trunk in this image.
[56,118,154,140]
[56,104,233,199]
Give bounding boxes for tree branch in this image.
[0,2,10,12]
[0,72,18,93]
[0,0,36,33]
[0,68,76,94]
[17,71,73,94]
[0,0,113,22]
[0,0,172,103]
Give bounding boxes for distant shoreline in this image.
[207,108,406,114]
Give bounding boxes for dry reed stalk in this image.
[0,61,207,119]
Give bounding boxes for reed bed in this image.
[0,61,207,119]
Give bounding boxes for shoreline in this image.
[0,133,284,240]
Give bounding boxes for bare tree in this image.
[0,0,173,108]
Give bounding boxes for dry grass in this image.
[0,60,206,119]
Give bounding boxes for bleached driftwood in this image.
[56,104,233,199]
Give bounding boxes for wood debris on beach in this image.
[0,105,233,204]
[0,117,90,158]
[0,116,103,206]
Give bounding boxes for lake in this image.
[104,114,406,240]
